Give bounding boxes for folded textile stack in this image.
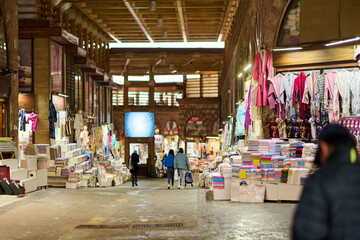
[232,164,241,178]
[269,140,284,153]
[289,142,300,157]
[55,158,67,168]
[61,167,71,177]
[68,172,81,183]
[212,174,224,189]
[300,168,311,184]
[230,155,242,164]
[281,144,290,157]
[297,158,305,168]
[251,153,261,166]
[240,151,252,165]
[281,168,289,183]
[296,144,303,157]
[247,140,259,152]
[290,158,298,168]
[239,165,258,180]
[261,153,279,168]
[274,169,282,183]
[304,157,315,169]
[261,168,269,182]
[272,156,286,168]
[249,168,262,181]
[268,168,275,183]
[284,158,292,168]
[311,145,318,157]
[302,143,316,157]
[258,139,271,153]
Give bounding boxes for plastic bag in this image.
[174,169,179,181]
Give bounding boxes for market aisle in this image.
[0,179,296,240]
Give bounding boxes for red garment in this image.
[252,50,272,106]
[292,72,307,118]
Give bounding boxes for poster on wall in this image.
[18,39,32,92]
[51,41,63,93]
[186,116,206,137]
[164,121,178,136]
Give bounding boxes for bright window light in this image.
[129,75,150,81]
[113,75,124,85]
[187,74,201,79]
[109,42,225,49]
[154,75,183,83]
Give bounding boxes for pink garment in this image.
[252,50,272,106]
[26,112,39,131]
[302,73,318,116]
[245,83,253,129]
[324,72,337,123]
[292,72,307,118]
[268,75,285,119]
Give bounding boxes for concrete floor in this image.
[0,178,297,240]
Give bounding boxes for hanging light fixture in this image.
[157,17,163,27]
[150,0,156,11]
[162,30,167,38]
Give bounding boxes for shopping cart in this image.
[184,171,194,187]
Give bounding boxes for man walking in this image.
[174,148,190,189]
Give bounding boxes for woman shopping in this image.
[163,149,175,189]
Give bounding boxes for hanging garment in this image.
[65,107,73,136]
[292,72,307,118]
[18,109,27,132]
[48,101,57,139]
[235,103,246,136]
[250,83,262,121]
[280,73,296,119]
[74,111,83,140]
[308,117,317,140]
[302,72,318,116]
[268,74,285,120]
[244,83,253,129]
[324,72,337,123]
[334,70,352,119]
[252,50,272,106]
[26,112,39,131]
[350,69,360,116]
[314,73,326,118]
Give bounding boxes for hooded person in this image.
[293,124,360,240]
[130,150,140,187]
[163,149,175,189]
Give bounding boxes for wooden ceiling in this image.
[109,48,224,75]
[62,0,239,43]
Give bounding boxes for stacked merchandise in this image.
[230,155,242,164]
[272,156,286,168]
[261,153,279,168]
[289,142,301,157]
[296,144,303,157]
[258,140,271,153]
[250,153,261,166]
[281,144,290,157]
[249,168,262,181]
[241,151,252,165]
[247,140,259,152]
[231,164,241,178]
[274,169,282,183]
[268,140,284,153]
[211,173,224,189]
[302,143,316,157]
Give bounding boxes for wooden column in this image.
[183,73,187,98]
[149,66,155,110]
[33,38,51,143]
[88,32,93,59]
[1,0,19,142]
[124,69,129,109]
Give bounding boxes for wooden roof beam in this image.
[123,0,154,43]
[176,0,187,42]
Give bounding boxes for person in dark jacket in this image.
[293,124,360,240]
[163,150,175,189]
[130,150,140,187]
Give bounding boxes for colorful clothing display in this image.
[292,72,307,118]
[235,102,246,136]
[280,73,296,119]
[18,109,27,132]
[252,50,272,106]
[334,70,352,119]
[324,72,337,123]
[26,112,39,131]
[268,74,285,119]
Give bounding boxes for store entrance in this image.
[129,143,149,176]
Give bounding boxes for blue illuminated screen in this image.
[125,112,155,138]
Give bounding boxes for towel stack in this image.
[281,144,290,157]
[247,140,259,152]
[212,174,225,189]
[267,168,275,183]
[231,164,241,178]
[249,169,262,181]
[251,153,261,166]
[274,169,283,183]
[302,143,316,157]
[296,144,303,157]
[281,168,289,183]
[241,151,252,165]
[259,139,270,153]
[231,155,242,164]
[272,156,286,168]
[269,140,284,153]
[261,153,275,168]
[284,158,292,168]
[300,169,311,185]
[261,168,269,182]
